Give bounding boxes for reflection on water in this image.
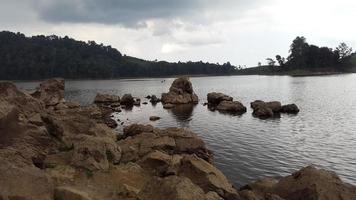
[14,74,356,187]
[168,104,195,127]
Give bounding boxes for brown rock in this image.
[163,103,175,109]
[71,135,121,170]
[31,78,65,106]
[280,104,300,114]
[138,176,207,200]
[207,92,233,105]
[94,93,120,103]
[179,155,240,200]
[149,116,161,121]
[121,94,135,106]
[216,101,247,114]
[252,106,274,119]
[265,101,282,113]
[150,95,161,104]
[161,77,199,104]
[123,124,154,139]
[54,187,92,200]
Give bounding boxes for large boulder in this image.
[161,77,199,104]
[70,135,121,171]
[94,93,120,104]
[207,92,233,105]
[216,101,247,114]
[31,78,65,106]
[240,166,356,200]
[252,106,274,119]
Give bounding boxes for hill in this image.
[0,31,237,80]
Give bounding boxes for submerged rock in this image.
[161,77,199,104]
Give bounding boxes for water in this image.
[14,75,356,187]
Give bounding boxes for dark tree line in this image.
[265,36,355,72]
[0,31,237,80]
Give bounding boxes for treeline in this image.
[0,31,237,80]
[239,36,356,75]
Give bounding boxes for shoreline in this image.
[1,78,356,199]
[3,71,354,82]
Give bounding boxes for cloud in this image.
[32,0,264,27]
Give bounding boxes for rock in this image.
[252,106,274,119]
[216,101,247,114]
[71,135,121,170]
[28,113,44,126]
[207,92,233,105]
[251,100,282,119]
[143,102,148,105]
[150,95,161,104]
[121,94,134,106]
[31,78,65,106]
[138,176,207,200]
[94,93,120,104]
[280,104,300,114]
[206,192,224,200]
[105,118,118,129]
[54,187,92,200]
[240,166,356,200]
[138,150,172,174]
[145,95,151,99]
[149,116,161,121]
[265,101,282,113]
[65,101,81,109]
[122,124,154,139]
[179,155,240,200]
[163,103,175,109]
[133,98,141,106]
[161,77,199,104]
[250,100,265,110]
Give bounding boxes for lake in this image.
[15,74,356,187]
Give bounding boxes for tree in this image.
[275,55,285,67]
[336,42,353,60]
[266,58,276,66]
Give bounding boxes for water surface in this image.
[15,75,356,187]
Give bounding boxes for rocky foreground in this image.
[1,78,356,200]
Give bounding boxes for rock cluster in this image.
[0,78,353,200]
[161,77,199,105]
[207,92,247,114]
[251,100,300,119]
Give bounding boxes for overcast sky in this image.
[1,0,355,67]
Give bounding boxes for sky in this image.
[1,0,356,67]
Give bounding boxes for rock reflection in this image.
[168,104,196,126]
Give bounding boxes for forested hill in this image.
[0,31,237,80]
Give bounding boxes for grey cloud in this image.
[33,0,262,26]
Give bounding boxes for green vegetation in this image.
[239,36,356,75]
[0,31,237,80]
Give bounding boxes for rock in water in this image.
[161,77,199,104]
[281,104,300,114]
[31,78,65,106]
[94,93,120,104]
[121,94,134,106]
[150,95,160,104]
[207,92,233,105]
[149,116,161,121]
[216,101,247,114]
